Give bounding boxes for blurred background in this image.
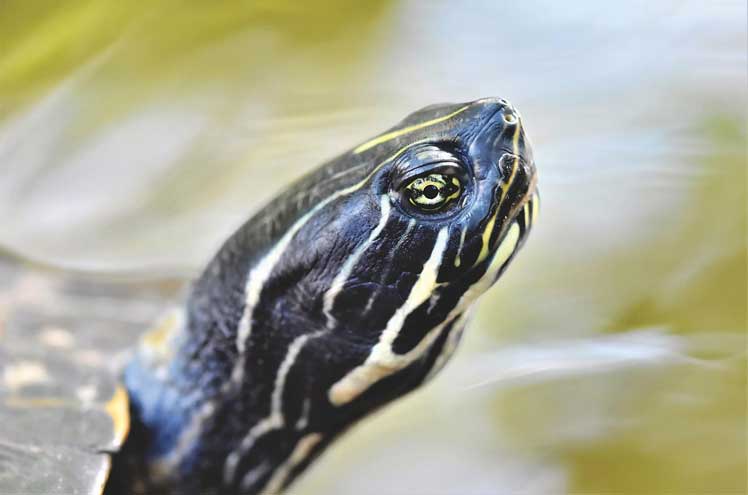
[0,1,745,493]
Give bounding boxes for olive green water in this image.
[0,1,745,493]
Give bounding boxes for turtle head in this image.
[302,97,539,406]
[122,98,538,494]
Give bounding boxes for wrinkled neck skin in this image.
[112,98,538,495]
[118,218,479,495]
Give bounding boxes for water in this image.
[1,1,745,493]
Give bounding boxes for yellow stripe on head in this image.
[354,105,471,154]
[497,121,522,204]
[474,121,522,265]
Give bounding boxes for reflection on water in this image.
[0,0,745,493]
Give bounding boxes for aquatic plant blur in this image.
[0,1,745,493]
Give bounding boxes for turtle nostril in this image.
[502,110,517,124]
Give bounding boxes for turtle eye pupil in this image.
[423,185,439,199]
[403,173,462,212]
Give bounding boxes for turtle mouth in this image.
[520,188,539,238]
[477,189,538,287]
[512,177,539,236]
[490,182,539,263]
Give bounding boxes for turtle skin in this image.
[0,254,181,495]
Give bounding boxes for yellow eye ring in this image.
[404,173,462,211]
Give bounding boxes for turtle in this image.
[0,97,539,495]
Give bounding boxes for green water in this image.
[1,1,745,493]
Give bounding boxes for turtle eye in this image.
[404,173,462,211]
